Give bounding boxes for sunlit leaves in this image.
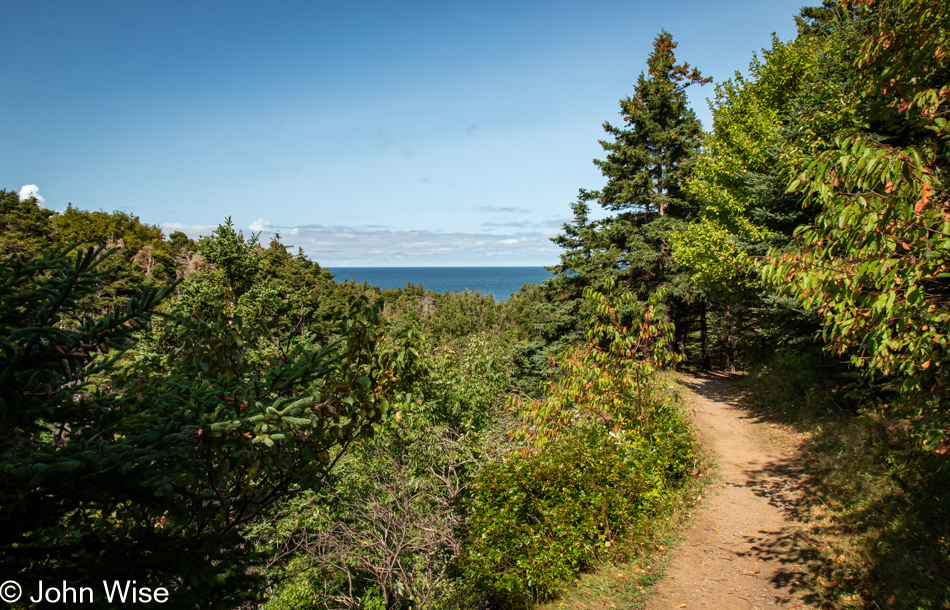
[512,281,681,444]
[761,0,950,444]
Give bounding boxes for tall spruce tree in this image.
[539,31,709,373]
[595,30,710,219]
[551,30,709,291]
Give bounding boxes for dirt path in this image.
[645,373,811,610]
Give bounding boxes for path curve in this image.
[645,373,811,609]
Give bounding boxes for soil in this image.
[645,373,812,610]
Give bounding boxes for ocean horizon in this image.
[328,267,553,301]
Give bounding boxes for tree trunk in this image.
[700,300,711,370]
[723,306,736,373]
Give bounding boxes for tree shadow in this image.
[684,373,950,609]
[676,370,746,407]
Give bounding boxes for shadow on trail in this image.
[680,372,813,605]
[677,371,745,408]
[683,372,950,610]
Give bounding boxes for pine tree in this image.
[538,31,710,373]
[594,30,710,219]
[552,29,709,295]
[1,239,414,607]
[0,189,54,256]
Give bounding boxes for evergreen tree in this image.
[594,30,710,219]
[0,189,54,256]
[0,243,412,608]
[538,31,709,374]
[550,29,709,294]
[586,30,708,291]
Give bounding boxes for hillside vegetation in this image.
[2,0,948,608]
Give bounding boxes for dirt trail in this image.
[645,373,811,610]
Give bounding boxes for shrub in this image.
[464,413,692,606]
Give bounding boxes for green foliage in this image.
[0,243,408,608]
[425,330,513,431]
[464,417,692,606]
[51,205,165,255]
[760,0,950,447]
[254,289,518,610]
[196,217,263,298]
[51,204,179,286]
[553,26,711,289]
[593,29,710,218]
[463,282,693,606]
[670,34,822,286]
[514,281,681,443]
[543,30,711,375]
[741,363,950,610]
[0,189,55,256]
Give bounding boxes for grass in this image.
[533,533,680,610]
[740,365,950,610]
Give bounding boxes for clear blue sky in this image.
[3,0,806,266]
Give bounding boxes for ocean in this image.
[328,267,553,301]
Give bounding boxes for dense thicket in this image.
[1,192,691,609]
[667,0,949,448]
[0,197,418,607]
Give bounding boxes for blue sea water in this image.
[328,267,552,301]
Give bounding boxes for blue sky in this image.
[3,0,806,266]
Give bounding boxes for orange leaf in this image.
[915,182,932,213]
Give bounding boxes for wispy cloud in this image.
[160,222,217,237]
[475,205,531,214]
[256,224,558,266]
[19,184,46,207]
[482,218,566,230]
[158,220,561,266]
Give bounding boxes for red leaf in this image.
[915,182,932,213]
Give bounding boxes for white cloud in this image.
[19,184,46,207]
[156,219,562,266]
[242,223,560,266]
[475,205,530,213]
[160,222,217,238]
[482,218,567,231]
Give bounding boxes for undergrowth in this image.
[741,362,950,610]
[533,467,706,610]
[532,373,712,610]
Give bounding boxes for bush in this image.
[463,412,693,606]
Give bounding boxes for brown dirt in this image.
[645,373,812,610]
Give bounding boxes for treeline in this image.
[539,0,948,449]
[528,0,948,606]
